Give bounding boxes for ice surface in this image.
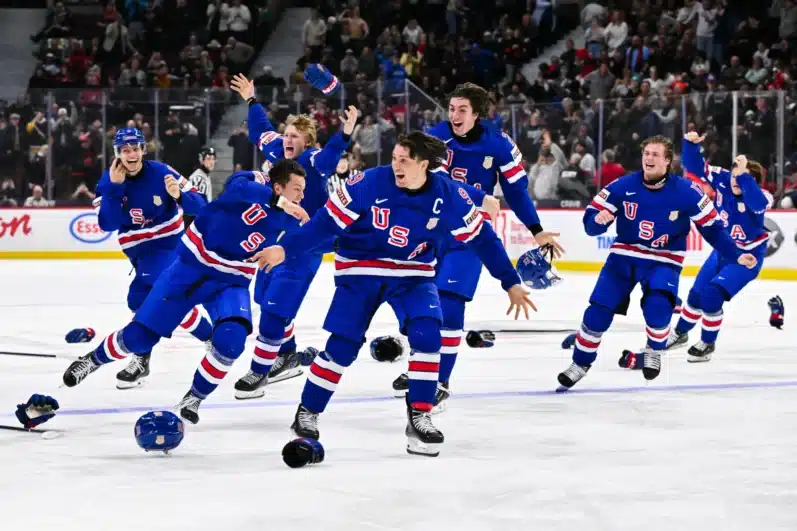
[1,260,796,531]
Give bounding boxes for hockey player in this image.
[66,128,213,389]
[659,133,770,361]
[61,160,310,425]
[227,72,357,398]
[251,132,536,457]
[378,82,564,410]
[558,135,758,390]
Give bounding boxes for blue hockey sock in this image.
[699,283,727,344]
[301,335,357,413]
[675,291,702,334]
[438,293,466,384]
[179,307,213,342]
[572,304,613,366]
[251,312,286,375]
[406,318,443,410]
[642,291,673,351]
[191,320,247,399]
[92,322,159,365]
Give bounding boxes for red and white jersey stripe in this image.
[450,205,485,243]
[325,183,361,230]
[440,330,462,354]
[198,351,230,385]
[609,242,686,267]
[500,159,526,185]
[181,225,258,280]
[118,211,184,251]
[588,189,618,214]
[407,351,441,381]
[690,196,719,227]
[307,354,345,392]
[702,312,723,332]
[736,232,769,251]
[252,336,280,367]
[333,254,437,278]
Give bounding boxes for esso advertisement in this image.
[0,208,121,254]
[70,212,112,243]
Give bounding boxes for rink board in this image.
[1,207,796,279]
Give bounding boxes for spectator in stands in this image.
[303,9,327,61]
[529,148,562,200]
[596,149,625,188]
[24,185,53,207]
[604,11,629,54]
[228,121,253,171]
[222,0,252,43]
[0,179,18,207]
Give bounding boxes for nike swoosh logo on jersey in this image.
[375,198,388,204]
[447,280,457,283]
[625,192,636,195]
[267,302,276,305]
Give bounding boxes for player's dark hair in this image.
[448,82,490,118]
[746,159,765,185]
[640,135,674,172]
[396,132,448,170]
[269,158,306,186]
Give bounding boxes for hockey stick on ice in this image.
[0,350,80,361]
[0,424,49,433]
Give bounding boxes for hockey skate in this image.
[392,372,408,397]
[405,398,444,457]
[267,350,303,384]
[176,391,203,425]
[291,404,320,440]
[233,370,269,400]
[116,354,150,389]
[664,330,689,350]
[556,362,590,392]
[62,353,101,387]
[642,348,662,380]
[687,341,715,363]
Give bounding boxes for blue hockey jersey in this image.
[178,171,300,286]
[247,102,350,218]
[278,166,521,291]
[427,121,542,232]
[681,139,772,252]
[93,160,207,260]
[585,171,742,268]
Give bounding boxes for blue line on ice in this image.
[7,379,797,418]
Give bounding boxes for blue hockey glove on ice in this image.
[65,327,95,344]
[465,330,495,348]
[299,347,319,366]
[304,64,340,95]
[768,296,784,329]
[561,333,576,349]
[15,394,60,428]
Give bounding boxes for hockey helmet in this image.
[517,245,562,290]
[370,336,404,362]
[113,127,146,156]
[134,411,184,453]
[198,146,217,162]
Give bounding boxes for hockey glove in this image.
[282,437,325,468]
[465,330,495,348]
[768,295,784,329]
[15,394,60,429]
[303,64,340,95]
[299,347,319,366]
[561,333,577,350]
[65,327,96,344]
[618,350,643,370]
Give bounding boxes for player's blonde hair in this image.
[285,114,317,146]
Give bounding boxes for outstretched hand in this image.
[506,284,537,320]
[231,73,255,101]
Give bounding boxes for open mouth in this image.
[285,146,295,157]
[452,122,464,131]
[644,163,655,171]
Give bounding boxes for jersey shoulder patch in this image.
[258,131,281,149]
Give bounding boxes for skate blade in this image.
[687,354,712,363]
[234,388,266,400]
[664,338,689,351]
[267,368,303,384]
[555,384,571,393]
[116,378,147,390]
[393,388,408,398]
[406,438,441,457]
